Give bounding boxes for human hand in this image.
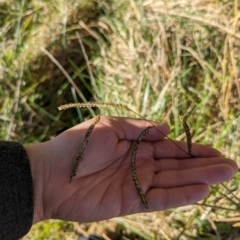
[25,116,238,224]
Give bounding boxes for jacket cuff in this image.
[0,141,33,240]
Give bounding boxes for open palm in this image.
[28,116,237,223]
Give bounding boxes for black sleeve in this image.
[0,141,34,240]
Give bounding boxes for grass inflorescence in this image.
[131,126,153,209]
[58,102,129,111]
[69,115,100,183]
[180,116,194,157]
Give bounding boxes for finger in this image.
[99,116,170,141]
[154,157,238,173]
[146,184,210,211]
[153,139,222,159]
[152,163,236,188]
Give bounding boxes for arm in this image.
[26,116,238,223]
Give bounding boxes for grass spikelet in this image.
[180,116,194,157]
[58,102,129,111]
[131,126,153,209]
[69,115,101,183]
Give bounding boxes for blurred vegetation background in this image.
[0,0,240,239]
